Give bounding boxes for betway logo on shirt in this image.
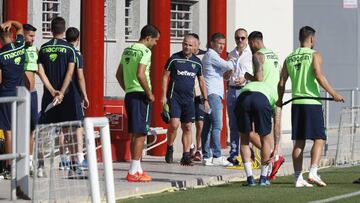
[177,70,196,78]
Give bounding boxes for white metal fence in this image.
[0,87,30,200]
[32,117,115,203]
[335,106,360,165]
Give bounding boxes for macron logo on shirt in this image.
[177,70,196,78]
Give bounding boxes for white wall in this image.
[28,0,294,149]
[227,0,294,134]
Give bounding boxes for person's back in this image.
[256,48,280,102]
[0,20,25,179]
[122,43,152,93]
[0,31,25,95]
[39,38,76,93]
[285,47,321,104]
[277,26,344,188]
[38,16,78,124]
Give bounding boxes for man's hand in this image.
[0,21,12,31]
[234,76,246,86]
[204,100,210,113]
[53,92,64,103]
[223,70,233,79]
[82,96,90,109]
[265,145,279,165]
[160,95,167,107]
[333,93,345,102]
[147,93,155,103]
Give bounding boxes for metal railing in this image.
[0,87,30,200]
[282,87,359,133]
[323,87,360,129]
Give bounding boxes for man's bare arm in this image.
[252,52,264,81]
[198,75,210,110]
[272,106,282,155]
[37,64,57,96]
[77,69,89,108]
[277,61,289,106]
[160,70,170,106]
[137,63,154,102]
[244,52,264,81]
[115,63,125,91]
[312,52,344,102]
[0,20,23,36]
[55,62,75,102]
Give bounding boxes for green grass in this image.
[120,165,360,203]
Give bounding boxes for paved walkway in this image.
[0,130,355,202]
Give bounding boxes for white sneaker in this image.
[37,168,43,178]
[37,168,47,178]
[202,157,214,166]
[308,174,327,187]
[29,161,34,175]
[212,156,233,166]
[295,178,313,188]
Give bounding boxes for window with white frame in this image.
[170,1,195,42]
[42,0,61,38]
[125,0,138,41]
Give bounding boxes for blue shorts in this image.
[235,91,272,136]
[125,92,152,135]
[168,96,195,123]
[30,91,38,131]
[0,90,16,131]
[292,104,326,140]
[40,89,84,124]
[194,96,205,121]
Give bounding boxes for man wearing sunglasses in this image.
[226,28,252,166]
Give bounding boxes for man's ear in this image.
[310,36,315,44]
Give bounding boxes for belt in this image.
[229,86,243,90]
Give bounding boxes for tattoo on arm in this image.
[274,106,282,146]
[252,53,263,74]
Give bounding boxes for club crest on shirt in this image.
[14,57,21,65]
[192,63,196,69]
[50,53,58,62]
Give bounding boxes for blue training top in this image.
[38,38,76,94]
[165,51,203,100]
[0,35,26,94]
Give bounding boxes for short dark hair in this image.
[188,33,199,40]
[299,26,316,42]
[210,32,225,42]
[140,24,160,40]
[65,27,80,43]
[248,31,263,41]
[23,24,37,32]
[51,16,66,35]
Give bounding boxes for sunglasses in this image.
[235,36,246,41]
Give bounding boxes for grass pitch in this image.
[121,165,360,203]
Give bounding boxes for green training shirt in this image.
[242,48,280,109]
[257,48,280,85]
[285,47,321,105]
[24,45,38,71]
[120,43,152,93]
